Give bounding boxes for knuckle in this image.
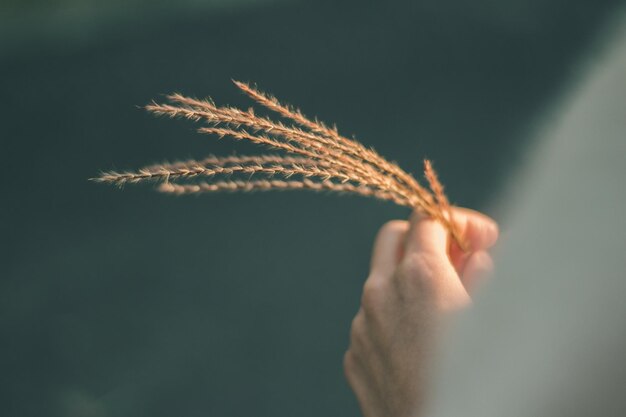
[397,253,439,292]
[349,313,364,346]
[398,252,428,277]
[361,278,387,313]
[343,350,357,380]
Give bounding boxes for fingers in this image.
[370,220,409,276]
[460,250,494,292]
[449,207,499,251]
[445,208,498,274]
[371,208,498,305]
[402,209,501,309]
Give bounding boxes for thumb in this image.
[402,210,470,310]
[404,211,448,256]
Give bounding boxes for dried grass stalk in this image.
[94,81,467,250]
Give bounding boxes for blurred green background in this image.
[1,0,623,416]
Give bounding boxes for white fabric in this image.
[429,11,626,417]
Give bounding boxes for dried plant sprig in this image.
[147,99,429,213]
[423,160,467,251]
[158,179,412,207]
[148,97,404,195]
[94,81,466,249]
[194,126,415,208]
[145,154,321,172]
[97,159,366,187]
[162,89,422,200]
[232,81,434,204]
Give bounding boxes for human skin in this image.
[344,208,499,417]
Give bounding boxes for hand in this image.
[344,208,499,417]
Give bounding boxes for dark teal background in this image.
[1,1,622,416]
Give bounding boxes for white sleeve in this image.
[428,10,626,417]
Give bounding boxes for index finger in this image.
[449,207,499,251]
